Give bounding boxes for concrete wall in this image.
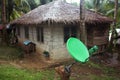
[16,24,72,60]
[17,25,48,53]
[50,25,71,60]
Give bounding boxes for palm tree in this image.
[106,0,120,58]
[85,0,120,28]
[8,0,31,21]
[27,0,38,10]
[0,0,2,23]
[1,0,31,22]
[109,0,118,48]
[1,0,6,24]
[106,0,120,28]
[8,0,53,21]
[40,0,47,5]
[85,0,108,13]
[113,0,118,30]
[40,0,53,5]
[1,0,7,45]
[0,0,31,45]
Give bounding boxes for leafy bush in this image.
[0,46,24,60]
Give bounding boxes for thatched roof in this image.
[10,0,112,25]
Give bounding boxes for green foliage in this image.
[0,0,31,22]
[34,0,40,5]
[10,9,22,21]
[85,0,108,12]
[8,0,31,21]
[21,0,31,13]
[1,0,53,22]
[40,0,53,5]
[27,0,38,10]
[0,46,24,60]
[85,0,120,27]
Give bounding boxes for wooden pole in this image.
[109,0,118,49]
[79,0,87,45]
[1,0,6,24]
[1,0,7,45]
[55,65,70,80]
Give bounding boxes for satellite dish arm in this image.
[64,61,77,73]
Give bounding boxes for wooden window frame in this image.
[64,26,77,43]
[17,26,20,37]
[24,27,29,39]
[36,27,44,43]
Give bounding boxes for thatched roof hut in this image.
[10,0,112,25]
[9,0,113,60]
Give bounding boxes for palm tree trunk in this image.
[80,0,87,45]
[109,0,118,49]
[113,0,118,27]
[7,0,14,22]
[1,0,7,45]
[113,0,120,60]
[1,0,6,24]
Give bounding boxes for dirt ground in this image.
[0,51,120,80]
[8,51,120,69]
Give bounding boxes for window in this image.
[17,27,20,36]
[36,27,44,43]
[24,27,29,39]
[64,26,77,43]
[94,27,105,37]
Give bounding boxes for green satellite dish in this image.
[67,37,98,63]
[67,37,89,63]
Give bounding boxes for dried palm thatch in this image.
[10,0,112,25]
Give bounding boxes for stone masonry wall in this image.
[17,24,72,60]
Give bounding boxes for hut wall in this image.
[50,24,80,60]
[32,26,51,55]
[93,26,108,44]
[50,25,71,60]
[29,26,36,41]
[19,26,24,39]
[87,26,94,46]
[86,24,110,53]
[16,23,110,59]
[16,24,71,60]
[17,25,46,54]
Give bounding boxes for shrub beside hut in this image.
[0,24,4,44]
[10,0,112,60]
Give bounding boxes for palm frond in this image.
[106,9,114,15]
